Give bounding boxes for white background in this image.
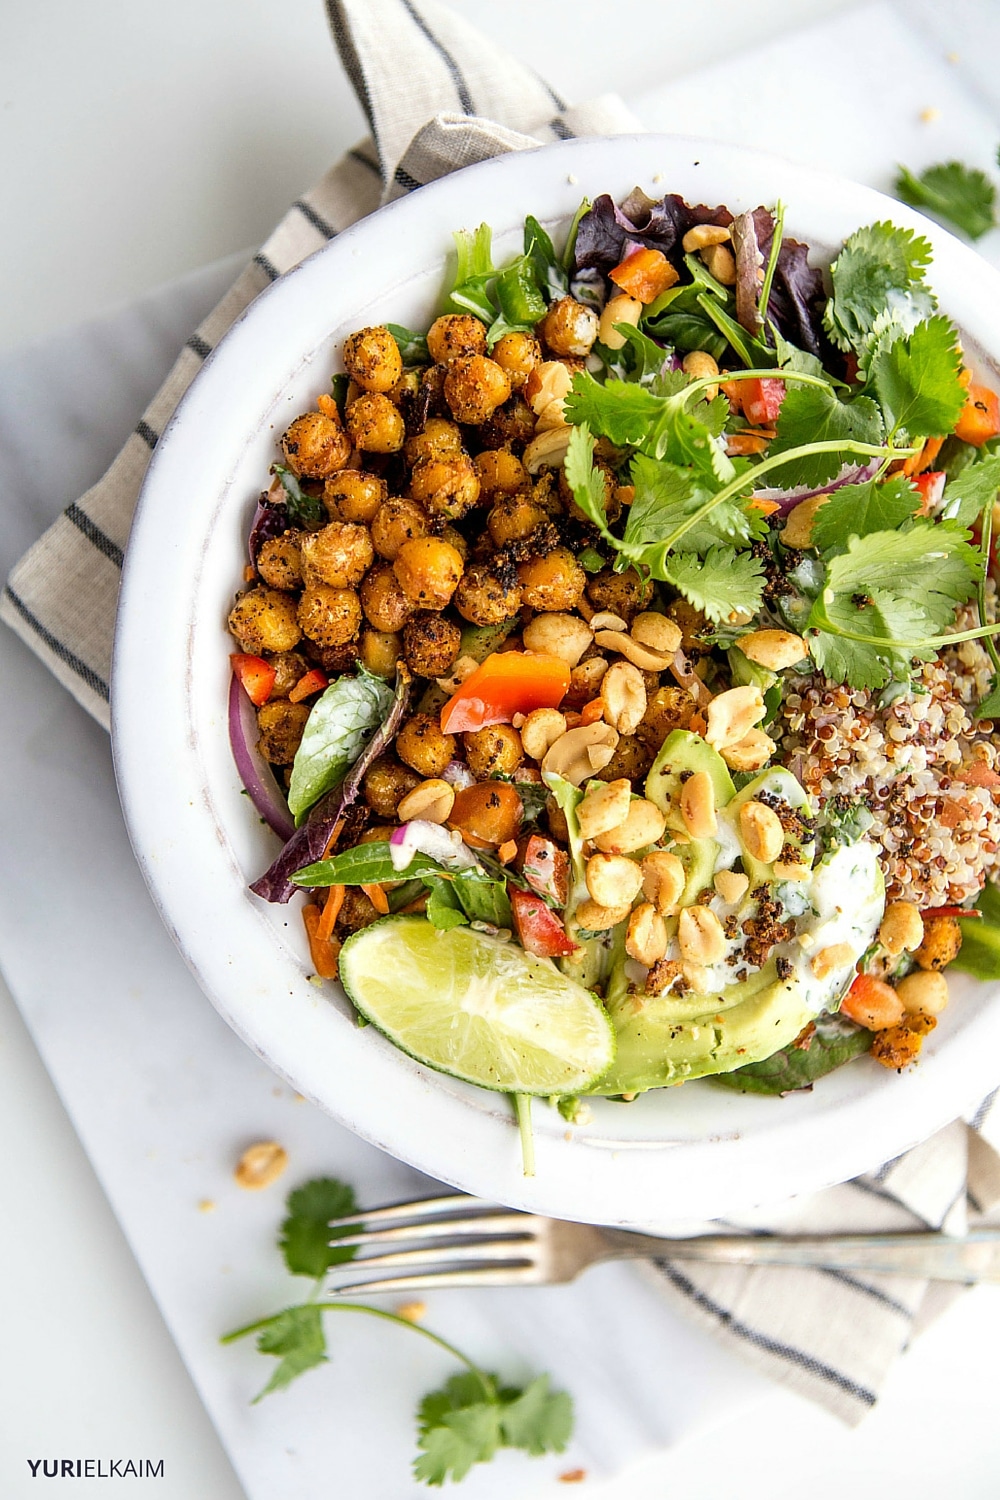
[4,2,1000,1497]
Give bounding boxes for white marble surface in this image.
[4,2,1000,1497]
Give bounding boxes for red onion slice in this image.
[389,821,479,874]
[754,461,880,516]
[228,673,295,842]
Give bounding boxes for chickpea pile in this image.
[228,303,712,935]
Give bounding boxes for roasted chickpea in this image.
[517,547,586,612]
[370,496,430,560]
[323,469,386,525]
[586,567,653,623]
[228,587,302,653]
[487,492,547,546]
[440,524,469,561]
[637,685,696,748]
[281,411,351,478]
[426,313,488,363]
[393,537,464,609]
[409,454,481,519]
[359,628,401,679]
[346,392,406,453]
[360,563,415,632]
[256,699,310,765]
[297,584,362,647]
[595,734,656,784]
[492,331,541,391]
[474,449,528,497]
[444,355,511,424]
[541,296,599,357]
[453,562,522,625]
[342,326,403,394]
[667,598,710,657]
[256,532,304,592]
[477,395,537,450]
[337,886,381,933]
[396,713,457,778]
[299,521,374,588]
[404,417,463,467]
[268,650,310,698]
[463,724,523,779]
[403,611,462,677]
[362,757,422,820]
[448,781,523,847]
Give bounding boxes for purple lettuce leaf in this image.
[573,189,731,276]
[751,208,830,359]
[250,670,413,904]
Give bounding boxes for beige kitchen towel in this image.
[3,0,998,1427]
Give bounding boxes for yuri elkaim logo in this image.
[27,1459,164,1478]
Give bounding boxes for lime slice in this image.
[339,915,615,1094]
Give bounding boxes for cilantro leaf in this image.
[415,1376,503,1486]
[768,383,884,487]
[417,1372,492,1433]
[563,374,662,449]
[661,547,766,623]
[564,370,731,482]
[823,221,936,353]
[978,676,1000,720]
[499,1375,574,1456]
[896,161,998,241]
[869,315,966,439]
[809,589,927,689]
[253,1305,327,1400]
[810,474,921,553]
[280,1177,359,1277]
[564,423,612,536]
[941,452,1000,526]
[624,453,760,555]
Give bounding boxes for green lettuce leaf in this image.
[287,671,395,823]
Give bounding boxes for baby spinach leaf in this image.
[712,1018,873,1094]
[287,671,394,823]
[292,844,444,887]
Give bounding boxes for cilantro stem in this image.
[809,602,1000,652]
[758,200,785,325]
[513,1092,535,1177]
[648,439,916,555]
[222,1302,498,1402]
[682,365,834,403]
[977,501,1000,679]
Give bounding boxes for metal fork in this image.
[323,1194,1000,1293]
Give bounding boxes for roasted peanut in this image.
[878,902,925,957]
[397,779,455,825]
[576,898,632,931]
[641,850,686,915]
[601,660,647,735]
[626,903,668,967]
[523,426,572,474]
[542,722,620,786]
[705,686,766,751]
[714,869,749,904]
[577,778,633,840]
[681,224,732,253]
[682,349,719,401]
[234,1141,289,1190]
[593,629,673,673]
[720,728,776,772]
[738,629,809,671]
[678,906,726,966]
[522,611,593,667]
[738,800,784,864]
[631,612,683,655]
[598,293,643,351]
[593,797,666,855]
[586,852,643,909]
[520,708,569,762]
[702,242,737,285]
[680,771,717,839]
[810,943,856,981]
[781,493,829,548]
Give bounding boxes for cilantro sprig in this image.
[895,160,998,242]
[223,1176,574,1486]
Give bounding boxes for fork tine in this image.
[326,1194,495,1231]
[335,1239,534,1273]
[328,1266,545,1295]
[330,1213,533,1250]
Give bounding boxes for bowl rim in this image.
[112,132,1000,1228]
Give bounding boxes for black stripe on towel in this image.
[3,586,110,703]
[294,198,338,240]
[66,504,124,570]
[326,1,378,138]
[972,1088,999,1132]
[349,147,382,178]
[394,163,423,193]
[186,333,212,360]
[816,1267,914,1321]
[135,419,159,450]
[253,251,281,283]
[549,116,574,141]
[656,1261,878,1407]
[399,0,475,114]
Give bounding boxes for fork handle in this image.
[598,1227,1000,1283]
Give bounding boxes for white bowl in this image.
[113,134,1000,1228]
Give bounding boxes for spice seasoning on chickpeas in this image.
[230,188,1000,1128]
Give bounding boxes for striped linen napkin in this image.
[4,0,1000,1427]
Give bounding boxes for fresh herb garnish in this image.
[822,221,936,355]
[271,464,325,527]
[809,474,922,552]
[895,160,998,242]
[223,1176,574,1485]
[387,323,430,364]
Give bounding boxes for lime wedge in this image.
[338,916,615,1094]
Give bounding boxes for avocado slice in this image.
[645,730,737,903]
[727,765,816,888]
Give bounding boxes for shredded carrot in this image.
[748,497,782,516]
[317,883,346,942]
[302,904,341,979]
[362,882,390,915]
[579,697,605,725]
[497,839,518,864]
[321,817,346,860]
[243,564,256,583]
[316,392,341,419]
[726,432,770,456]
[901,435,944,477]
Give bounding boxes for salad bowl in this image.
[113,133,1000,1228]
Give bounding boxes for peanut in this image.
[720,727,776,772]
[810,943,856,981]
[542,722,620,786]
[682,349,719,402]
[586,852,643,909]
[681,224,731,252]
[594,628,674,672]
[738,799,784,864]
[601,660,647,735]
[702,242,737,285]
[524,427,571,474]
[577,778,633,840]
[705,686,766,751]
[593,797,667,855]
[641,850,686,915]
[738,629,809,671]
[234,1141,289,1190]
[630,611,683,654]
[678,906,727,966]
[520,707,569,761]
[576,897,632,931]
[522,611,593,667]
[781,493,829,548]
[680,771,717,839]
[878,901,925,957]
[714,869,749,904]
[397,779,455,825]
[598,292,643,351]
[626,903,668,967]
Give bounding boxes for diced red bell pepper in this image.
[921,905,981,920]
[230,653,276,707]
[520,835,570,906]
[740,377,786,428]
[913,471,945,516]
[609,247,679,303]
[288,668,329,704]
[955,383,1000,446]
[440,651,570,735]
[510,889,578,958]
